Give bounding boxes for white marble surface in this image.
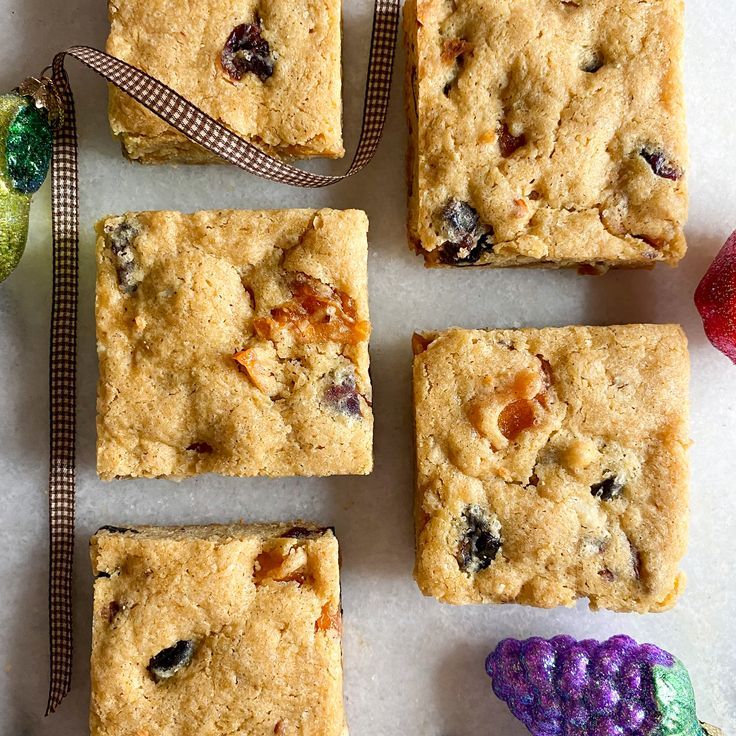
[1,0,735,733]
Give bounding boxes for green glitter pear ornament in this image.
[0,76,61,283]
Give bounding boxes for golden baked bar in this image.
[95,208,372,479]
[412,325,690,611]
[107,0,344,162]
[89,523,348,736]
[404,0,688,270]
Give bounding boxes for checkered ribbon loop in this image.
[45,0,398,715]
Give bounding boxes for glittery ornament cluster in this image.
[486,635,705,736]
[6,99,52,194]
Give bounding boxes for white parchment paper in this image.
[0,0,734,733]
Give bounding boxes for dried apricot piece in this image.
[441,38,473,64]
[233,346,271,391]
[498,399,536,440]
[254,274,370,345]
[253,548,308,585]
[315,603,342,634]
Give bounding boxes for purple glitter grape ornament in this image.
[486,636,723,736]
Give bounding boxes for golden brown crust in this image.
[413,325,690,612]
[404,0,688,270]
[95,209,372,479]
[107,0,344,163]
[89,523,348,736]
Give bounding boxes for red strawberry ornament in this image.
[695,231,736,364]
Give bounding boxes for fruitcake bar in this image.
[412,325,690,611]
[90,523,348,736]
[404,0,688,269]
[95,208,372,479]
[107,0,344,163]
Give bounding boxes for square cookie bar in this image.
[404,0,687,270]
[107,0,344,163]
[96,208,372,479]
[412,325,690,611]
[90,523,347,736]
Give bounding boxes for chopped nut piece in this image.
[477,130,498,145]
[564,438,599,471]
[253,549,284,583]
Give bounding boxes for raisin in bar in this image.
[107,0,344,163]
[404,0,687,270]
[412,325,690,611]
[89,523,348,736]
[96,208,372,479]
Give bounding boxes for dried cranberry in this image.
[282,526,327,539]
[443,199,479,236]
[438,199,494,265]
[97,525,139,535]
[221,23,275,82]
[498,124,527,158]
[107,601,122,624]
[498,399,536,440]
[325,368,362,417]
[456,505,502,573]
[640,147,682,181]
[581,50,604,73]
[630,544,643,580]
[186,442,214,453]
[148,640,196,682]
[106,221,141,294]
[695,231,736,364]
[440,231,495,264]
[590,475,625,501]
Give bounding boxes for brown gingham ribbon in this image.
[45,0,398,714]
